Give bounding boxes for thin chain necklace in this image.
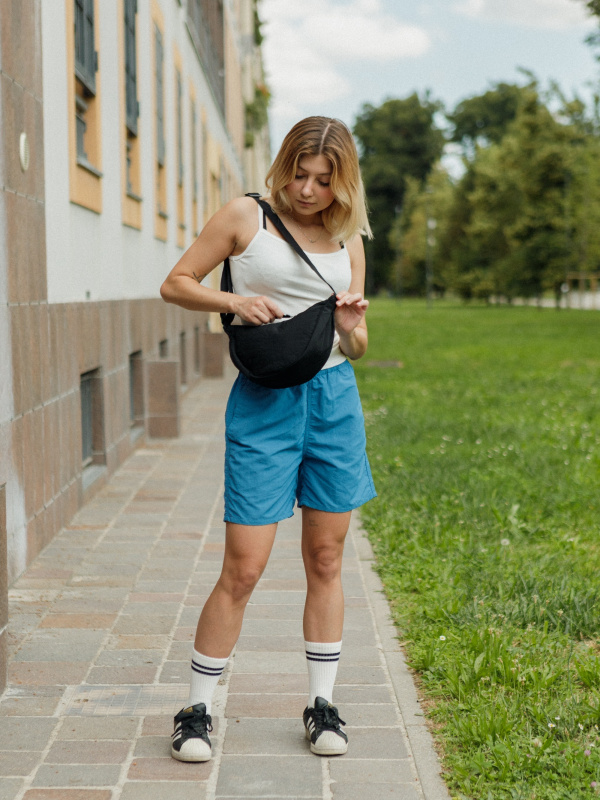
[289,214,324,244]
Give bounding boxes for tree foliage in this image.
[353,94,445,292]
[384,81,600,302]
[448,82,523,151]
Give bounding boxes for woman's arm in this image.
[335,235,369,360]
[160,197,284,325]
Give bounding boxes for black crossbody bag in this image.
[220,194,338,390]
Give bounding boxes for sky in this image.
[260,0,599,153]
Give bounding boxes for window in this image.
[128,351,144,433]
[80,368,105,482]
[81,372,93,465]
[122,0,142,226]
[154,21,167,240]
[159,339,168,358]
[69,0,103,211]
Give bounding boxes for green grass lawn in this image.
[354,299,600,800]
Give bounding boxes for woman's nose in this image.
[301,180,314,196]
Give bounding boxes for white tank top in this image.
[228,204,352,369]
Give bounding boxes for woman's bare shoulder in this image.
[345,233,365,263]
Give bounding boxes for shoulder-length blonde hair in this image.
[265,116,373,243]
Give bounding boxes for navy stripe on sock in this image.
[191,663,224,675]
[306,655,340,662]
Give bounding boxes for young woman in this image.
[160,116,376,761]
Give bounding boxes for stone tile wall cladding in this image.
[0,0,227,692]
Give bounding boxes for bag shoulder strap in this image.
[245,193,336,294]
[220,193,337,327]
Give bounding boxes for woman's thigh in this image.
[220,522,278,585]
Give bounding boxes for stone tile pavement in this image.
[0,371,450,800]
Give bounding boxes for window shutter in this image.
[74,0,97,95]
[155,26,165,167]
[125,0,138,135]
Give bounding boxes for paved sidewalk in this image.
[1,372,450,800]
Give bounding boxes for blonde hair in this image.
[265,116,373,243]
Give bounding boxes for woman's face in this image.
[284,154,335,218]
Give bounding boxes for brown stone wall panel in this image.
[31,406,44,515]
[203,332,225,377]
[0,483,7,630]
[0,0,43,97]
[147,360,180,415]
[10,415,24,495]
[112,302,128,371]
[128,300,143,353]
[5,191,27,304]
[48,306,61,398]
[148,415,179,439]
[0,73,22,194]
[22,411,35,520]
[117,368,130,441]
[26,513,44,563]
[29,199,47,303]
[27,304,43,409]
[0,628,6,695]
[65,481,79,524]
[97,303,111,372]
[39,302,52,403]
[10,307,24,416]
[88,303,102,375]
[116,432,133,465]
[43,402,58,506]
[22,88,43,200]
[0,76,42,200]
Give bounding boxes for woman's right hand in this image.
[233,295,284,325]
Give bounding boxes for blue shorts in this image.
[224,360,377,526]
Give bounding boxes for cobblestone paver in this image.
[1,372,450,800]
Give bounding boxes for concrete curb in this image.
[351,515,452,800]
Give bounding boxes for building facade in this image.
[0,0,270,689]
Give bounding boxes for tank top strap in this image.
[257,203,267,230]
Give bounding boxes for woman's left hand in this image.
[334,292,369,334]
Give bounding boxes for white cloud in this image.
[261,0,431,128]
[453,0,594,30]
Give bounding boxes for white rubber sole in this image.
[171,744,212,762]
[305,727,348,756]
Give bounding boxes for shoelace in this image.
[184,714,213,737]
[315,705,346,730]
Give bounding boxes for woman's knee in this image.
[219,562,264,603]
[304,544,343,584]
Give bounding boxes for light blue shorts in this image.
[224,360,377,526]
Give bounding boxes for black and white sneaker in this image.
[303,696,348,756]
[171,703,213,762]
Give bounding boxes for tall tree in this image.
[353,94,445,292]
[448,82,524,153]
[453,90,578,301]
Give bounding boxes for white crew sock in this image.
[305,640,342,707]
[188,649,229,715]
